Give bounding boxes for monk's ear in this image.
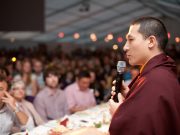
[147,35,157,49]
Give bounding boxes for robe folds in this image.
[109,53,180,135]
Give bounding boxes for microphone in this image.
[113,61,126,102]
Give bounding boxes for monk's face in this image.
[123,24,150,66]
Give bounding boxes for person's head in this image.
[33,59,43,74]
[89,70,96,83]
[22,59,32,74]
[66,71,74,81]
[76,70,91,91]
[0,66,8,77]
[123,17,168,66]
[0,75,8,104]
[5,60,13,74]
[44,66,60,89]
[15,60,22,72]
[11,80,25,101]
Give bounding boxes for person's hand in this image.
[1,91,17,111]
[70,106,88,114]
[109,80,130,116]
[109,93,124,116]
[2,91,28,125]
[111,80,129,99]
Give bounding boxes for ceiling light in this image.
[74,33,80,39]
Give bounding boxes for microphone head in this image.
[117,61,126,73]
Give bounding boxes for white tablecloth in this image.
[13,103,111,135]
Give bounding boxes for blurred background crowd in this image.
[0,0,180,134]
[0,42,180,104]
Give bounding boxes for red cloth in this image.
[109,54,180,135]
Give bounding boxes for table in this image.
[13,103,111,135]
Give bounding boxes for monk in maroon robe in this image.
[109,17,180,135]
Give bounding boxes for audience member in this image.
[11,80,44,126]
[65,70,96,114]
[33,59,45,90]
[0,75,34,135]
[13,59,38,102]
[34,66,68,122]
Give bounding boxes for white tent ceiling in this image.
[0,0,179,45]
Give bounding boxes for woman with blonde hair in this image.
[11,80,44,126]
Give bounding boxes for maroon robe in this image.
[109,53,180,135]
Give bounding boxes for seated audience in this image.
[89,70,104,104]
[11,80,44,126]
[65,70,96,114]
[32,58,45,90]
[0,75,34,135]
[34,66,68,122]
[13,59,38,102]
[60,71,75,90]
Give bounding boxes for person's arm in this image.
[69,106,88,113]
[65,88,78,114]
[2,91,28,125]
[26,101,44,125]
[69,90,96,113]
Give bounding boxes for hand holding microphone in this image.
[111,61,130,102]
[109,61,130,115]
[112,61,127,102]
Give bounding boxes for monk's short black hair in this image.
[131,16,168,51]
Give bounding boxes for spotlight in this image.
[11,57,16,62]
